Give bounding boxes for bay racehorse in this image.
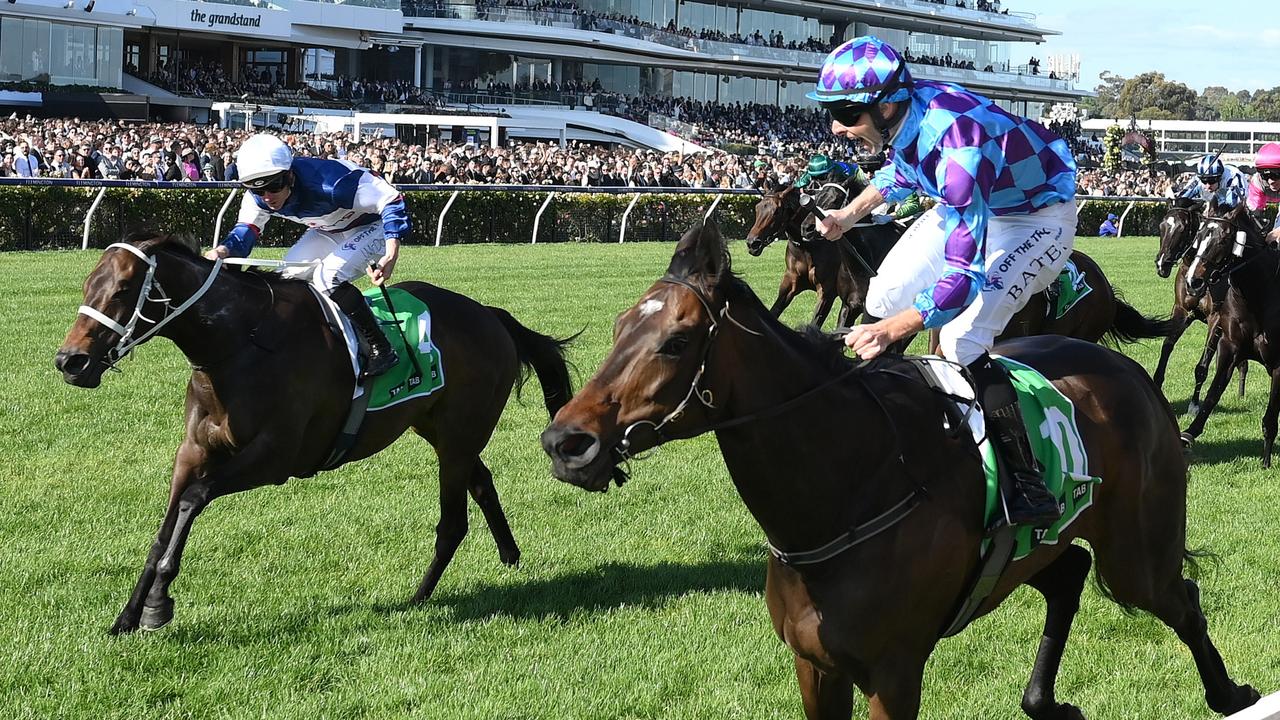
[745,177,901,328]
[55,232,574,634]
[541,219,1258,719]
[1151,198,1246,413]
[1179,203,1280,464]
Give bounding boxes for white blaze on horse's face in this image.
[638,298,665,318]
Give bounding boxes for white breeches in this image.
[281,223,386,293]
[865,201,1078,365]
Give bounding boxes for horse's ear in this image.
[667,219,729,283]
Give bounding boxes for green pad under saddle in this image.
[982,356,1100,561]
[363,287,445,411]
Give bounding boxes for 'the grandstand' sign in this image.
[153,0,289,39]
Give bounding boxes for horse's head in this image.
[745,184,797,256]
[54,232,197,387]
[1185,201,1255,298]
[1156,198,1202,278]
[799,175,858,241]
[543,219,734,491]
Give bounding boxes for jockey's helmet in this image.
[808,36,914,131]
[806,154,834,177]
[237,134,294,189]
[1255,142,1280,171]
[1196,153,1225,184]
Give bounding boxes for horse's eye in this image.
[658,334,689,357]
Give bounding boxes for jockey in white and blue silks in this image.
[1180,153,1246,209]
[810,36,1078,529]
[205,133,408,376]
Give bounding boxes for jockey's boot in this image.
[968,353,1062,530]
[329,282,398,378]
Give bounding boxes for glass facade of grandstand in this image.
[0,16,122,89]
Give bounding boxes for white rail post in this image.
[618,192,641,244]
[703,192,724,220]
[436,189,461,247]
[81,186,108,250]
[1076,198,1088,214]
[213,188,239,245]
[531,191,556,244]
[1116,200,1138,238]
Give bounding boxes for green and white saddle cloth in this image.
[362,287,445,411]
[912,355,1101,561]
[1051,259,1093,320]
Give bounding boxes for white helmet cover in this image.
[237,134,293,187]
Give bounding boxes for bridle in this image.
[1158,205,1200,269]
[75,242,313,370]
[613,275,923,566]
[76,243,227,369]
[1187,213,1265,291]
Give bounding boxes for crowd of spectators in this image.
[0,114,831,190]
[0,100,1192,199]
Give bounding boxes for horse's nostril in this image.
[556,431,597,460]
[55,352,90,375]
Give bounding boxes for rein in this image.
[615,276,922,567]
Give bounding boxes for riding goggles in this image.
[1198,174,1223,184]
[243,171,289,194]
[1259,169,1280,182]
[824,101,872,128]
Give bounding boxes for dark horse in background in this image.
[1151,197,1246,414]
[1179,203,1280,465]
[542,219,1258,719]
[744,177,901,328]
[55,232,574,634]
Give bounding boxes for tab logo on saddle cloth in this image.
[363,288,445,411]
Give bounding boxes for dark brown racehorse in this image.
[55,232,574,634]
[745,183,853,327]
[1151,198,1246,413]
[745,178,901,328]
[542,220,1258,719]
[1179,203,1280,464]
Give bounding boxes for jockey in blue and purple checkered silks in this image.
[811,36,1078,530]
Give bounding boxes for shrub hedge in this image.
[4,186,1268,252]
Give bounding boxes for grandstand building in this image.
[1,0,1085,143]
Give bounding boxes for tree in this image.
[1103,124,1124,173]
[1115,72,1201,120]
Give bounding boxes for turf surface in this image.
[1,236,1277,719]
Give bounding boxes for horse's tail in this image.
[1104,292,1177,345]
[488,306,577,418]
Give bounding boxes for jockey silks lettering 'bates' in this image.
[808,35,1078,529]
[206,133,410,377]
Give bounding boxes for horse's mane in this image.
[123,230,310,287]
[1171,196,1202,211]
[719,271,857,376]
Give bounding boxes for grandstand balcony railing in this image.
[405,5,1074,92]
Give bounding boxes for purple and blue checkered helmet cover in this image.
[807,36,914,105]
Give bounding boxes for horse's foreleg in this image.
[864,657,926,720]
[1021,545,1092,720]
[1182,339,1239,444]
[110,444,203,634]
[1151,307,1192,390]
[770,275,799,318]
[1188,320,1223,417]
[138,482,214,631]
[411,453,472,605]
[467,458,520,566]
[1260,370,1280,469]
[793,655,853,720]
[811,287,836,329]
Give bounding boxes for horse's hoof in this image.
[1052,704,1087,720]
[499,548,521,567]
[1210,684,1261,715]
[1186,403,1201,418]
[139,600,174,631]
